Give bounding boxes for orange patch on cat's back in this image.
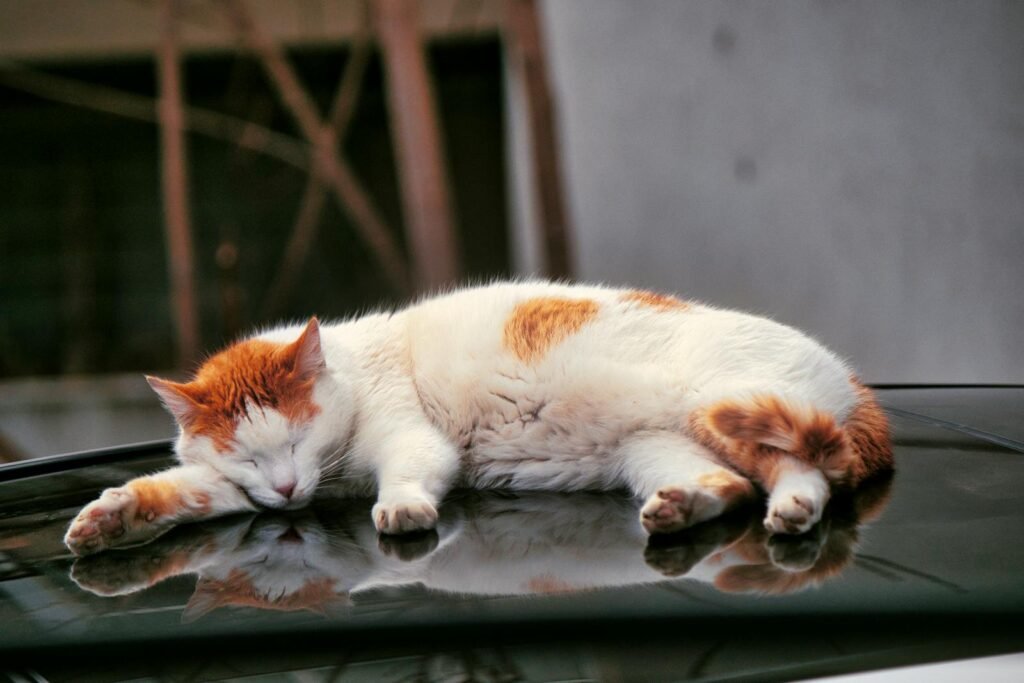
[621,289,689,311]
[184,338,321,451]
[503,297,599,363]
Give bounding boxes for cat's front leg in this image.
[64,464,255,556]
[367,425,459,535]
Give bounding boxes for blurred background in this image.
[1,0,1022,460]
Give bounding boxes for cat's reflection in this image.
[70,476,892,618]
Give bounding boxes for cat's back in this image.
[405,280,690,367]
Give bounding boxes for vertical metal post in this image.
[504,0,574,279]
[374,0,460,291]
[157,0,200,368]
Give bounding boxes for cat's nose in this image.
[275,481,296,500]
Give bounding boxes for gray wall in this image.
[510,0,1023,383]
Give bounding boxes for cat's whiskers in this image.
[319,445,350,476]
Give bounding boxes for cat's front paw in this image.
[764,493,823,535]
[65,488,137,556]
[372,497,438,535]
[65,486,171,556]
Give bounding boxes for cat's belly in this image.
[457,389,681,491]
[462,423,620,491]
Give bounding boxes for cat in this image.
[64,280,892,556]
[69,481,893,612]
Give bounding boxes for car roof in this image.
[1,386,1023,681]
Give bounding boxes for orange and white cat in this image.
[64,281,892,556]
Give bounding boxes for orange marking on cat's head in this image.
[148,318,324,451]
[621,289,689,311]
[503,297,599,363]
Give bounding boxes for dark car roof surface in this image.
[1,387,1023,682]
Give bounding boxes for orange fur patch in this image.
[162,337,321,451]
[127,478,187,521]
[503,297,599,363]
[696,471,756,503]
[621,289,689,311]
[843,381,894,485]
[690,386,892,490]
[690,401,842,489]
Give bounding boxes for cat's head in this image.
[147,318,354,509]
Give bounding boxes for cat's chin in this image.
[246,491,312,511]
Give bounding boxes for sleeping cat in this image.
[64,281,892,556]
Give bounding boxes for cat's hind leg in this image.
[65,464,255,556]
[763,456,830,535]
[617,431,756,535]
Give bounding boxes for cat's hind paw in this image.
[764,493,822,535]
[641,486,720,534]
[372,497,439,535]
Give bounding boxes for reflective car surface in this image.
[1,388,1023,681]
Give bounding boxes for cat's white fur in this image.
[254,281,852,530]
[65,281,862,556]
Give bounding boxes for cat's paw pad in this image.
[764,494,821,535]
[640,486,697,534]
[644,541,702,577]
[373,498,439,535]
[65,488,138,556]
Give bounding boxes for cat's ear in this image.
[286,317,326,378]
[146,376,202,426]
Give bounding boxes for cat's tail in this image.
[692,388,892,486]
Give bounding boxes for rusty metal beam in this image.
[157,0,200,368]
[374,0,460,290]
[262,4,374,318]
[223,0,411,295]
[503,0,573,278]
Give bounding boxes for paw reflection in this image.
[378,529,439,561]
[68,475,892,617]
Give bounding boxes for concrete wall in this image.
[0,376,173,460]
[511,0,1024,383]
